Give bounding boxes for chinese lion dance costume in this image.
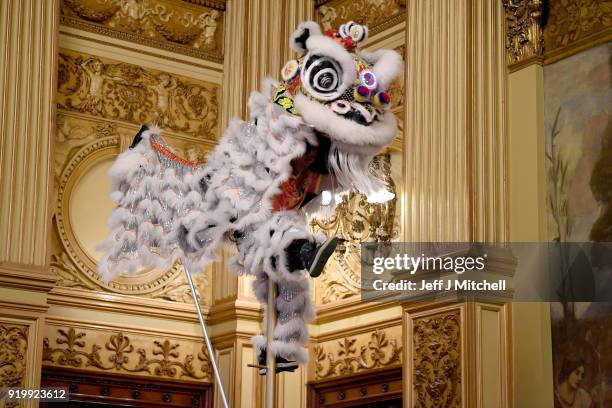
[99,21,402,373]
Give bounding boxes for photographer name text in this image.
[372,278,506,292]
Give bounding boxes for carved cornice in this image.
[544,0,612,63]
[313,330,402,379]
[0,324,28,404]
[43,327,212,382]
[0,262,57,293]
[48,287,210,322]
[59,0,224,63]
[503,0,544,71]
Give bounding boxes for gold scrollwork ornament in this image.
[313,330,402,379]
[43,328,212,381]
[503,0,545,69]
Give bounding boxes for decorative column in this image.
[403,0,512,406]
[404,0,508,242]
[214,1,314,407]
[404,0,470,242]
[0,0,59,397]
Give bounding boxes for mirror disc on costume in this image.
[359,70,378,91]
[281,60,299,81]
[349,25,367,42]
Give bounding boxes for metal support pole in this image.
[266,279,277,408]
[185,269,230,408]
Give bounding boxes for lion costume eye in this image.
[301,54,345,100]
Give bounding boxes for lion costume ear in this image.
[290,21,322,54]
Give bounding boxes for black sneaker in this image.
[257,350,298,375]
[304,236,339,278]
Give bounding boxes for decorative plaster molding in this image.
[503,0,544,71]
[57,50,219,140]
[51,124,210,303]
[0,325,29,401]
[412,311,462,407]
[59,0,224,62]
[43,327,212,382]
[316,0,406,37]
[312,154,399,305]
[313,330,402,379]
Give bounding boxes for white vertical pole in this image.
[266,279,277,408]
[185,269,230,408]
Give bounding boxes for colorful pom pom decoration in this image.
[353,85,371,102]
[373,91,391,108]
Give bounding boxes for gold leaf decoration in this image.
[57,50,219,141]
[544,0,612,62]
[60,0,224,62]
[503,0,544,69]
[43,328,212,381]
[413,312,461,408]
[314,330,402,379]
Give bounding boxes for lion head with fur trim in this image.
[276,21,403,157]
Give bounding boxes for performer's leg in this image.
[232,211,338,372]
[251,275,312,373]
[248,212,321,371]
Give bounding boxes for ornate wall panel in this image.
[57,50,219,140]
[406,308,463,408]
[0,324,29,408]
[50,126,211,304]
[42,323,212,382]
[544,0,612,63]
[60,0,225,62]
[312,327,402,380]
[316,0,406,36]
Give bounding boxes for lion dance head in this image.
[274,21,403,199]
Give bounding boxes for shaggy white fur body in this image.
[99,84,324,363]
[99,19,402,366]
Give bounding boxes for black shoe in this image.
[305,236,339,277]
[284,237,339,277]
[257,350,298,375]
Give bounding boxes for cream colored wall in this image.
[511,303,554,408]
[508,66,547,242]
